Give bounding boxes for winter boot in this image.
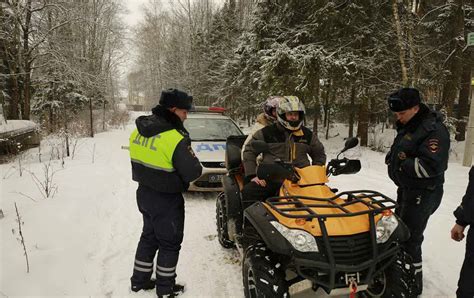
[131,279,155,292]
[157,283,185,298]
[413,270,423,296]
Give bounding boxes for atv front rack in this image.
[266,190,396,219]
[261,190,401,292]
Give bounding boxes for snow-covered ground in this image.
[0,115,469,297]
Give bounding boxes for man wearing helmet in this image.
[241,96,281,161]
[241,96,326,206]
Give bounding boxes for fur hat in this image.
[387,88,421,112]
[159,88,193,110]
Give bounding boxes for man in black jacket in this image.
[385,87,450,295]
[451,166,474,298]
[129,88,202,297]
[241,96,326,207]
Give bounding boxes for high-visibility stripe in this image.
[418,159,430,177]
[130,158,176,172]
[157,265,176,272]
[414,158,423,178]
[415,268,422,274]
[129,129,183,171]
[134,265,153,272]
[157,271,175,277]
[135,260,153,267]
[413,262,422,267]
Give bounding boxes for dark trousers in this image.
[241,180,281,210]
[396,185,443,294]
[457,226,474,298]
[131,184,185,295]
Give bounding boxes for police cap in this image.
[159,88,193,110]
[387,88,421,112]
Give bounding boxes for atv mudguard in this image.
[244,202,293,255]
[222,175,243,240]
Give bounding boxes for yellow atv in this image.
[216,137,414,297]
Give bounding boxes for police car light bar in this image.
[192,106,226,113]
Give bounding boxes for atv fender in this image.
[244,202,293,255]
[223,175,243,239]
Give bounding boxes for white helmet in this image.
[276,96,305,131]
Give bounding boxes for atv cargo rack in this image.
[266,190,396,219]
[263,190,402,292]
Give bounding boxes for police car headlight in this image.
[376,214,399,244]
[270,221,318,252]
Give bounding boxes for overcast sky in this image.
[122,0,149,27]
[121,0,225,27]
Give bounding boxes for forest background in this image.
[1,0,473,151]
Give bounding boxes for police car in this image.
[184,106,243,191]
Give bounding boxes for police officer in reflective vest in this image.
[385,87,450,296]
[129,88,202,297]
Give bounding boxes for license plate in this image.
[208,174,223,183]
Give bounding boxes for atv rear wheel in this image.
[363,250,415,298]
[216,192,234,248]
[242,245,289,298]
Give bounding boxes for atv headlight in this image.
[376,214,399,244]
[270,221,318,252]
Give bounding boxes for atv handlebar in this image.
[257,161,300,183]
[255,136,361,182]
[257,157,361,183]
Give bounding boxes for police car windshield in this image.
[184,118,242,141]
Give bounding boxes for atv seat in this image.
[225,135,247,191]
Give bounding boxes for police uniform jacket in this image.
[454,166,474,227]
[242,122,326,178]
[129,105,202,193]
[386,103,450,189]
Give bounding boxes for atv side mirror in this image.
[327,158,361,176]
[251,140,270,155]
[341,137,359,154]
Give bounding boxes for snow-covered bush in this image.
[107,109,130,130]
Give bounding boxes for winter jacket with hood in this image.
[454,166,474,227]
[130,105,202,193]
[242,122,326,178]
[241,113,276,160]
[385,103,450,189]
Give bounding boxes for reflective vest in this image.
[129,129,184,172]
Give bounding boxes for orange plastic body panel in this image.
[263,165,381,237]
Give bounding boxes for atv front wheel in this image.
[242,245,289,298]
[216,192,234,248]
[363,250,415,298]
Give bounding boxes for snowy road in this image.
[1,120,468,297]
